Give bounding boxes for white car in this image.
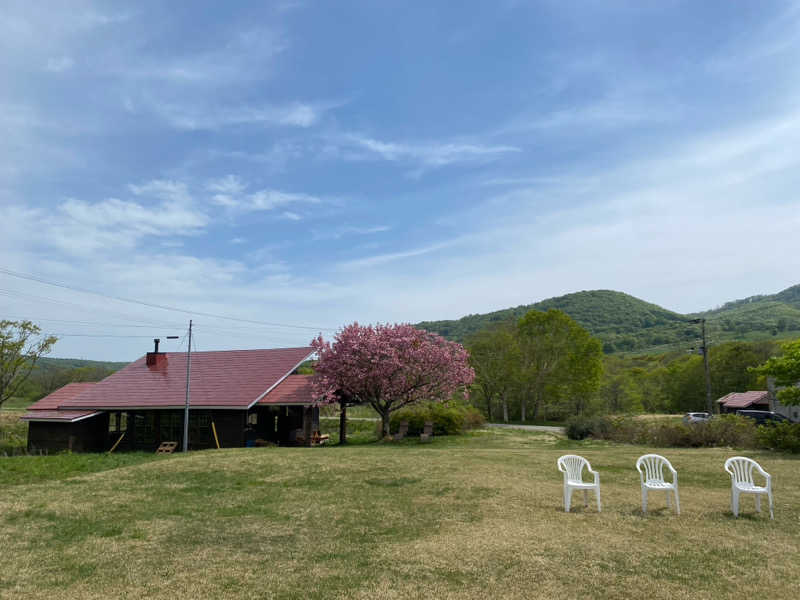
[683,412,711,424]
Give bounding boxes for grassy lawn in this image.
[1,410,30,454]
[2,396,34,411]
[1,429,798,599]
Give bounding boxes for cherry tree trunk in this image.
[339,402,347,445]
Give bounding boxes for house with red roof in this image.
[717,390,771,414]
[22,345,320,452]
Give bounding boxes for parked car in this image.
[735,410,790,426]
[683,412,711,424]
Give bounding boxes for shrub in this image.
[757,422,800,453]
[565,416,595,440]
[389,402,485,436]
[581,414,759,449]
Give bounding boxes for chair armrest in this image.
[590,469,599,485]
[754,463,769,477]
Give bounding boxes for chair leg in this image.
[732,489,739,517]
[768,491,774,520]
[674,488,680,515]
[583,489,589,507]
[755,494,761,513]
[565,486,572,513]
[641,487,648,514]
[596,487,602,513]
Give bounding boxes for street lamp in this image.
[689,318,713,414]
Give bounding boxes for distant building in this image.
[717,389,800,422]
[22,345,320,452]
[717,391,770,413]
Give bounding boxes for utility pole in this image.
[701,319,713,415]
[691,318,713,414]
[183,319,192,452]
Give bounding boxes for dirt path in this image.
[487,423,565,433]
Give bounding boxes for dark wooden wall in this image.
[27,413,109,453]
[27,406,318,453]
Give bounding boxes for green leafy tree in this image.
[598,356,645,414]
[0,320,58,409]
[466,324,520,422]
[516,309,603,419]
[755,339,800,405]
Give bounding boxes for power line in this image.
[41,333,159,338]
[0,287,187,329]
[1,315,188,329]
[0,266,337,332]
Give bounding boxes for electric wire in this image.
[0,266,337,331]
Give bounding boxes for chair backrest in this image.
[423,421,433,435]
[636,454,673,482]
[399,421,409,434]
[724,456,764,485]
[557,454,590,483]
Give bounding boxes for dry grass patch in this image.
[0,430,798,599]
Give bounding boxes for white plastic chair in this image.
[557,455,601,513]
[636,454,680,515]
[724,457,774,519]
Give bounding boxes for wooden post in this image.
[108,432,126,454]
[211,421,220,449]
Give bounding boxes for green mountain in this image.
[417,286,800,354]
[37,357,129,371]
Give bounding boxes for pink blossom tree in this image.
[311,323,475,438]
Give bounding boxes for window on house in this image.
[160,412,183,442]
[108,412,128,433]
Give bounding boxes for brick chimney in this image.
[146,338,168,369]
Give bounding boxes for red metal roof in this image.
[258,374,316,405]
[26,382,97,411]
[717,391,770,409]
[21,409,102,422]
[56,347,314,410]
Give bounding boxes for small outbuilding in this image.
[717,391,770,414]
[22,346,320,453]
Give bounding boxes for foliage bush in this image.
[565,416,596,440]
[573,414,761,449]
[389,402,485,436]
[756,422,800,453]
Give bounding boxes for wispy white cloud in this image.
[206,175,247,207]
[336,238,466,270]
[122,28,287,86]
[150,101,326,131]
[45,56,74,72]
[129,179,192,204]
[205,175,322,213]
[330,133,520,169]
[312,225,390,241]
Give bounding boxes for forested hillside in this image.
[417,285,800,354]
[13,357,128,405]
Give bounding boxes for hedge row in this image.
[389,402,485,436]
[566,414,800,453]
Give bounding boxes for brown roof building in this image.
[23,346,321,453]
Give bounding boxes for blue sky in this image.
[2,1,800,360]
